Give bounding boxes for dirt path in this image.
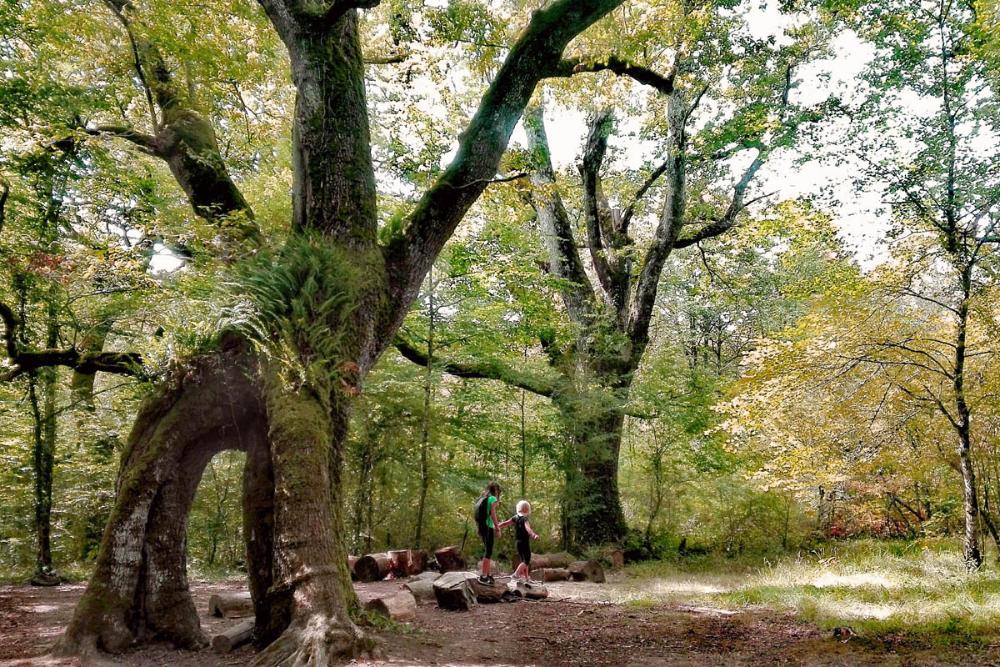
[1,578,996,666]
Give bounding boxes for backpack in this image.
[473,494,489,529]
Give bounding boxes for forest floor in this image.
[3,553,1000,667]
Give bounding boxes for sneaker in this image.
[486,575,495,585]
[478,575,490,584]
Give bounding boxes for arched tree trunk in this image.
[54,334,265,656]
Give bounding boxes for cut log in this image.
[407,548,429,574]
[348,555,359,581]
[388,549,410,577]
[568,560,606,583]
[409,570,440,582]
[467,574,509,602]
[208,591,253,618]
[508,579,549,600]
[434,545,466,573]
[355,553,392,582]
[518,552,573,570]
[211,620,254,653]
[365,590,417,622]
[403,579,437,604]
[433,570,477,610]
[530,567,570,582]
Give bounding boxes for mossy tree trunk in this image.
[51,1,625,663]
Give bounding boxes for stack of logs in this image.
[520,552,608,584]
[351,546,466,582]
[208,548,617,650]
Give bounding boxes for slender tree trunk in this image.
[415,268,434,548]
[29,299,59,583]
[520,345,528,497]
[954,265,982,569]
[644,423,665,547]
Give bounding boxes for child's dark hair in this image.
[485,481,502,498]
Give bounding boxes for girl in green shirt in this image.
[475,481,502,584]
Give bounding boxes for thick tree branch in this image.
[552,56,676,95]
[380,0,624,341]
[364,49,409,65]
[394,337,556,398]
[626,89,687,350]
[523,105,596,322]
[84,124,161,156]
[102,0,159,131]
[94,1,259,248]
[673,150,768,249]
[579,109,629,315]
[620,158,670,234]
[315,0,381,29]
[0,301,144,382]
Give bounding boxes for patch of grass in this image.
[616,538,1000,647]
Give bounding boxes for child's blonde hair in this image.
[516,500,531,514]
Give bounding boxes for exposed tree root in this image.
[249,616,376,667]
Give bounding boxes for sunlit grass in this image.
[551,538,1000,646]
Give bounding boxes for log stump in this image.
[433,571,477,610]
[530,567,570,582]
[365,590,417,622]
[211,620,254,653]
[388,550,411,577]
[568,560,606,583]
[434,545,466,573]
[407,548,429,575]
[467,574,509,602]
[403,579,437,604]
[355,553,392,582]
[208,591,253,618]
[508,579,548,599]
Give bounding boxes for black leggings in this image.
[516,540,531,566]
[480,527,495,559]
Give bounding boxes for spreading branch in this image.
[673,150,769,249]
[83,124,160,156]
[552,56,677,95]
[393,337,556,398]
[380,0,624,340]
[620,158,671,234]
